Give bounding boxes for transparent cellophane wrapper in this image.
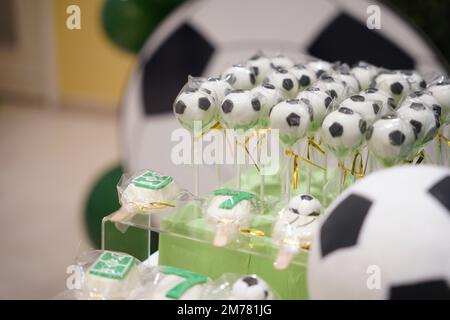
[128,265,211,300]
[200,273,279,300]
[55,250,142,300]
[102,170,194,261]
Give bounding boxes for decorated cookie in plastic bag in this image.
[263,67,299,98]
[428,77,450,124]
[372,71,411,104]
[272,194,322,270]
[202,274,275,300]
[222,64,256,90]
[270,54,294,70]
[246,52,272,85]
[288,64,317,91]
[296,87,333,133]
[366,114,416,167]
[199,77,233,105]
[340,94,382,125]
[118,170,180,214]
[360,87,397,113]
[351,61,378,90]
[315,74,348,103]
[205,188,259,247]
[173,84,217,131]
[251,83,284,127]
[220,89,261,130]
[321,107,367,159]
[82,251,140,300]
[269,99,312,146]
[397,101,439,146]
[333,64,360,95]
[399,70,427,91]
[306,59,334,77]
[133,266,208,300]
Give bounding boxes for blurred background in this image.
[0,0,448,299]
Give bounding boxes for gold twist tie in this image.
[338,151,364,179]
[285,149,326,190]
[194,121,223,141]
[240,228,265,237]
[438,132,450,147]
[128,201,175,212]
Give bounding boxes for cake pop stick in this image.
[269,99,312,199]
[272,194,322,270]
[205,188,256,247]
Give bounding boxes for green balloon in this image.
[101,0,185,53]
[84,165,123,248]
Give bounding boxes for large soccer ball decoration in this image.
[121,0,446,193]
[308,165,450,299]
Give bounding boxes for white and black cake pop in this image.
[264,67,299,98]
[428,79,450,124]
[315,74,348,103]
[200,77,233,105]
[289,64,317,91]
[333,65,360,95]
[397,101,439,146]
[373,71,410,104]
[246,52,272,85]
[222,64,256,90]
[270,54,294,70]
[351,61,378,90]
[360,87,397,114]
[231,276,272,300]
[220,90,260,130]
[251,83,284,125]
[173,87,217,131]
[269,99,312,146]
[321,107,367,159]
[297,87,333,132]
[400,70,427,91]
[340,94,382,124]
[307,60,334,78]
[366,114,415,166]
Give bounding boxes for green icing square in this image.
[132,170,173,190]
[89,251,135,280]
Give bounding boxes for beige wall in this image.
[53,0,136,110]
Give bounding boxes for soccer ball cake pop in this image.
[289,64,317,91]
[269,99,312,146]
[428,79,450,124]
[351,61,378,90]
[297,87,333,132]
[270,54,294,70]
[173,87,217,131]
[222,64,256,90]
[231,276,273,300]
[220,90,261,130]
[340,94,382,125]
[251,83,284,126]
[315,74,348,103]
[205,189,256,247]
[400,70,427,91]
[366,114,416,167]
[333,65,360,95]
[263,67,299,98]
[321,107,367,159]
[246,52,272,85]
[373,71,411,104]
[199,77,233,105]
[273,194,322,270]
[360,87,396,113]
[307,60,334,77]
[397,101,439,146]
